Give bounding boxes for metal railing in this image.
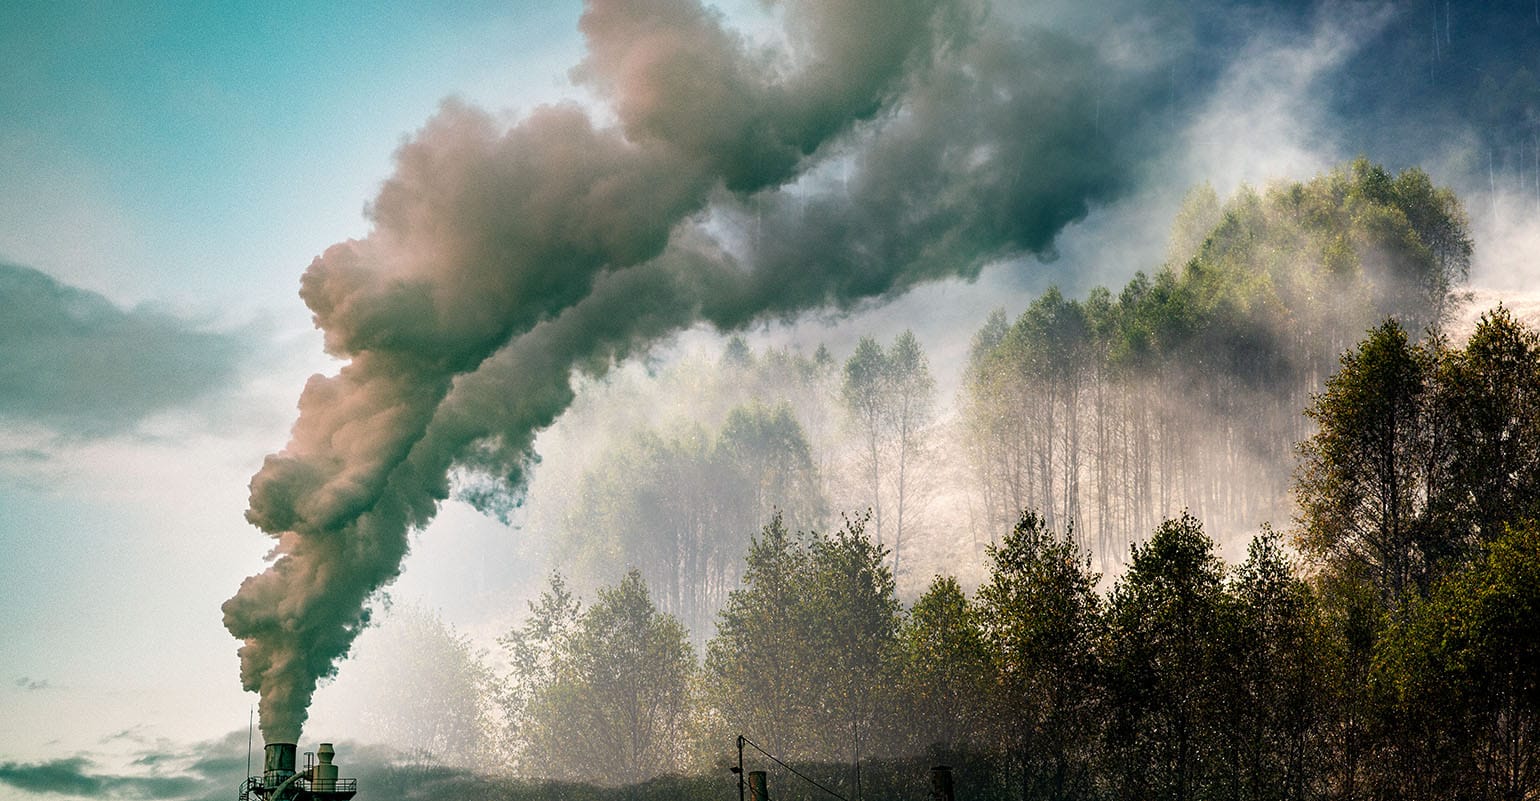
[297,777,358,793]
[237,775,358,799]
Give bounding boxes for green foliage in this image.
[722,335,754,368]
[893,576,992,756]
[1220,529,1332,801]
[974,511,1102,801]
[1439,306,1540,540]
[497,571,582,764]
[440,163,1525,801]
[1290,308,1540,798]
[718,402,825,527]
[346,604,497,768]
[518,571,695,784]
[1295,319,1441,604]
[556,400,824,638]
[843,336,889,427]
[701,515,811,755]
[1103,513,1229,801]
[1165,182,1222,266]
[1297,306,1540,611]
[840,330,937,577]
[702,515,900,764]
[804,517,902,761]
[1373,522,1540,800]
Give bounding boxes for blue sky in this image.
[4,1,1540,798]
[0,0,584,780]
[0,1,581,309]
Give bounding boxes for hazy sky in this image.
[4,1,1540,798]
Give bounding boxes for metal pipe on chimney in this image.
[313,743,338,791]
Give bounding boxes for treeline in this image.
[398,306,1534,801]
[960,159,1471,562]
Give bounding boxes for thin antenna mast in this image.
[246,706,254,783]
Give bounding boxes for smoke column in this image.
[224,0,1179,742]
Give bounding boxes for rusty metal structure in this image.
[239,742,358,801]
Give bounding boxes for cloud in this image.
[0,730,251,801]
[0,263,246,437]
[0,756,201,800]
[0,758,103,798]
[14,675,50,691]
[0,734,508,801]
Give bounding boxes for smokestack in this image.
[244,740,355,801]
[263,743,296,788]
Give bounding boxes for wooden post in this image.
[931,765,954,801]
[748,770,769,801]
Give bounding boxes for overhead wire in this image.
[738,735,852,801]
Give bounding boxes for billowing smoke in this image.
[224,0,1189,742]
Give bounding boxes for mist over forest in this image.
[484,159,1471,598]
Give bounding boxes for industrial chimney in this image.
[238,741,357,801]
[263,743,296,788]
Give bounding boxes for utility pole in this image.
[736,735,746,801]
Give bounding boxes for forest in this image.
[334,160,1540,801]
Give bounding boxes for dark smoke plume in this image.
[224,0,1186,742]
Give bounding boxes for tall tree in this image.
[803,517,901,775]
[556,402,824,639]
[1221,530,1331,801]
[522,570,695,784]
[885,330,936,578]
[1375,521,1540,801]
[843,337,891,543]
[841,332,935,577]
[960,308,1027,542]
[1103,513,1229,801]
[956,161,1473,574]
[716,402,826,536]
[703,515,813,757]
[497,572,582,769]
[703,515,899,768]
[1295,319,1442,606]
[894,575,992,757]
[975,511,1102,801]
[1386,165,1472,332]
[1440,306,1540,545]
[345,604,496,768]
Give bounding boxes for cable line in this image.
[738,735,851,801]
